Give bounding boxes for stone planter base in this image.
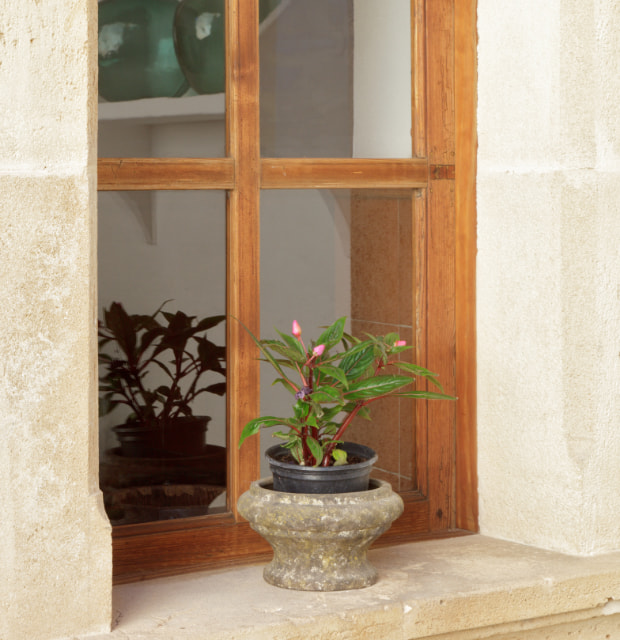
[237,478,404,591]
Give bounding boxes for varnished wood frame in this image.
[98,0,478,583]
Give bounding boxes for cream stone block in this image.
[477,0,610,171]
[0,175,111,639]
[477,168,620,554]
[477,0,620,555]
[0,0,98,168]
[477,0,565,170]
[595,2,620,172]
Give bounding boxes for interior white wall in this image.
[477,0,620,554]
[352,0,412,158]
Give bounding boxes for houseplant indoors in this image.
[237,316,455,591]
[99,301,227,523]
[99,300,226,458]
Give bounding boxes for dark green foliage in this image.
[99,301,226,428]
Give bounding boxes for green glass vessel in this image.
[99,0,189,102]
[173,0,282,95]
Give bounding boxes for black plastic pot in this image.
[265,442,378,494]
[113,416,210,458]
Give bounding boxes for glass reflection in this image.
[260,0,412,158]
[97,0,286,158]
[98,190,227,524]
[97,0,228,158]
[260,188,416,491]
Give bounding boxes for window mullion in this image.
[225,0,262,517]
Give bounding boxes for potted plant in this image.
[237,316,455,591]
[98,301,226,459]
[238,316,453,491]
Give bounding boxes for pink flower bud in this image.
[394,340,407,347]
[313,344,325,357]
[292,320,302,338]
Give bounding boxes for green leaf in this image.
[393,390,457,401]
[339,342,376,379]
[239,416,286,447]
[392,362,443,390]
[310,385,344,404]
[265,341,307,364]
[308,399,325,419]
[306,437,324,466]
[319,423,339,435]
[294,399,310,420]
[316,364,349,389]
[320,406,345,422]
[231,317,296,387]
[345,375,413,400]
[272,377,297,394]
[275,330,307,359]
[316,317,346,350]
[305,412,318,429]
[332,448,348,466]
[383,332,400,345]
[288,440,304,464]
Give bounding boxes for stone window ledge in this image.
[85,535,620,640]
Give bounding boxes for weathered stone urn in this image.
[237,478,404,591]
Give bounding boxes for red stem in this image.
[320,400,366,466]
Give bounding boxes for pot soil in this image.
[265,442,378,494]
[237,478,403,591]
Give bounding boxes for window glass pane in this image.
[98,190,227,524]
[97,0,226,158]
[260,0,412,158]
[260,188,416,492]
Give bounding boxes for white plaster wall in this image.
[0,0,112,638]
[477,0,620,554]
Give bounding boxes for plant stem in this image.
[320,400,365,466]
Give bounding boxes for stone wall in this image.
[0,0,619,638]
[477,0,620,554]
[0,1,112,638]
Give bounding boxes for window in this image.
[97,0,477,583]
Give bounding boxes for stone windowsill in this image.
[84,535,620,640]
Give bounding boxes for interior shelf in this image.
[98,92,225,125]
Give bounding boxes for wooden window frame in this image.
[98,0,477,583]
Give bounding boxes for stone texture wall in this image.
[1,0,619,638]
[0,1,112,638]
[477,0,620,554]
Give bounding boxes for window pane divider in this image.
[97,157,431,191]
[225,0,261,518]
[261,158,429,189]
[97,158,235,190]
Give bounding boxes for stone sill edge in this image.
[90,534,620,640]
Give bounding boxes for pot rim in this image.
[265,441,378,470]
[255,476,386,496]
